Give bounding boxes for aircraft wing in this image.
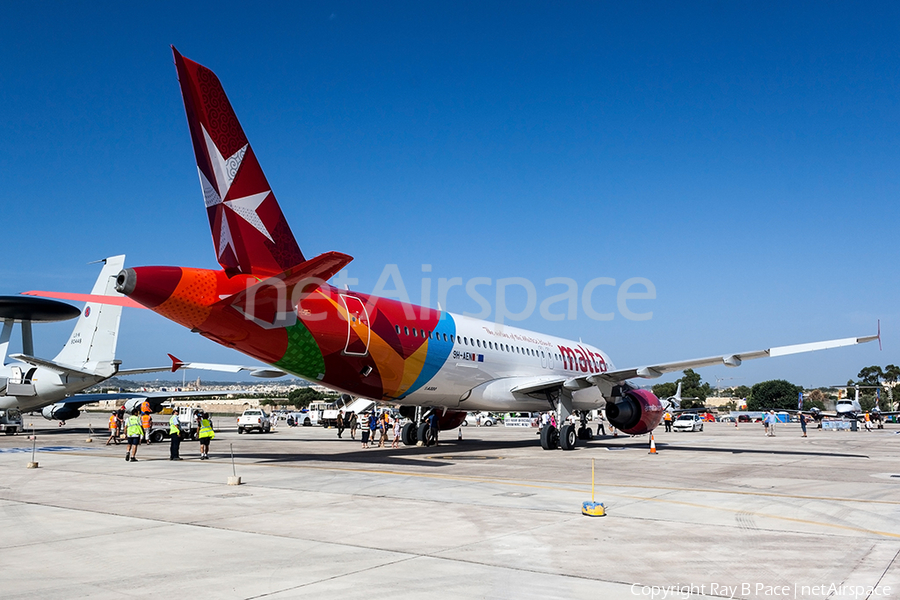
[58,389,246,406]
[585,333,879,384]
[116,354,286,378]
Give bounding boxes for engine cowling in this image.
[398,407,467,431]
[42,404,81,421]
[604,389,663,435]
[437,410,467,431]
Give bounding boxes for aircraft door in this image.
[340,294,371,356]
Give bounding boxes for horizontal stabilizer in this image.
[22,291,146,309]
[218,251,353,327]
[9,353,98,378]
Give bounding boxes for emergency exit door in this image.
[340,294,371,356]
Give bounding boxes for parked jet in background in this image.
[48,49,880,449]
[3,256,286,422]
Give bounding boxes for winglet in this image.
[878,319,882,351]
[167,353,185,373]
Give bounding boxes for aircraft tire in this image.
[577,426,593,440]
[559,424,576,450]
[417,422,433,446]
[401,422,418,446]
[540,425,559,450]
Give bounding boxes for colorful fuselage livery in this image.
[114,49,875,448]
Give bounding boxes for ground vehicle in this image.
[673,413,704,432]
[0,408,23,434]
[237,409,271,434]
[463,411,499,426]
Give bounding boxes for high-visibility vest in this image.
[109,415,117,428]
[169,414,181,435]
[141,401,151,414]
[126,415,143,437]
[199,418,215,439]
[141,414,152,428]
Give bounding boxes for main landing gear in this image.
[400,407,436,447]
[540,389,587,451]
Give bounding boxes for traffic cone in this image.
[648,434,658,454]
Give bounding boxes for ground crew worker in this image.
[140,399,151,415]
[141,412,153,444]
[198,412,214,459]
[663,411,673,432]
[106,411,120,445]
[169,409,183,460]
[125,408,142,462]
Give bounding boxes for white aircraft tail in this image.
[53,256,125,369]
[664,382,683,410]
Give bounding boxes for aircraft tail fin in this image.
[172,47,305,277]
[53,256,125,369]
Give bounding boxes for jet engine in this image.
[604,388,663,435]
[42,404,81,421]
[398,406,467,430]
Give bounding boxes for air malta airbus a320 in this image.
[99,49,876,450]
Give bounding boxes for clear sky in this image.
[1,2,897,387]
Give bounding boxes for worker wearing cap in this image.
[169,409,183,460]
[140,400,151,415]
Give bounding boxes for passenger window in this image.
[476,339,481,348]
[395,325,400,335]
[404,326,409,336]
[443,333,448,342]
[464,337,468,345]
[412,328,417,337]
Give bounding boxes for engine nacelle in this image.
[437,410,467,431]
[42,404,81,421]
[605,389,663,435]
[398,407,467,431]
[124,397,163,413]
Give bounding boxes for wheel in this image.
[264,425,271,433]
[559,424,577,450]
[401,422,418,446]
[577,426,593,440]
[303,418,311,426]
[462,420,468,426]
[483,420,493,427]
[700,424,704,432]
[4,428,15,436]
[150,430,165,444]
[238,427,244,434]
[417,422,434,446]
[540,425,559,450]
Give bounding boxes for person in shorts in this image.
[125,408,143,462]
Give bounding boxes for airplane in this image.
[2,256,286,423]
[804,385,898,422]
[40,49,879,450]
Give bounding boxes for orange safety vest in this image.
[141,401,151,414]
[109,415,117,428]
[141,414,152,428]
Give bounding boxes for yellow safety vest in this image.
[199,418,215,439]
[126,415,143,437]
[169,414,181,435]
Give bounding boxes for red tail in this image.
[172,47,305,276]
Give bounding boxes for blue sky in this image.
[1,2,897,387]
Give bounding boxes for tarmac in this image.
[1,415,898,600]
